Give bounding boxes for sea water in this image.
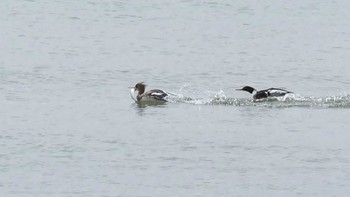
[1,0,350,196]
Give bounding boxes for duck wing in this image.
[266,88,292,97]
[146,89,168,101]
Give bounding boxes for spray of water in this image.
[165,85,350,108]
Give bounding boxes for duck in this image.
[130,82,168,102]
[236,86,292,100]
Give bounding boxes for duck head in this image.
[236,86,257,94]
[133,82,146,94]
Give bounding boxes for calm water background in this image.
[1,0,350,196]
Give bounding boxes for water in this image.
[1,0,350,196]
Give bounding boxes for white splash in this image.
[130,88,137,102]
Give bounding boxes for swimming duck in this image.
[236,86,292,100]
[130,82,168,102]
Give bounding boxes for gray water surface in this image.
[1,1,350,196]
